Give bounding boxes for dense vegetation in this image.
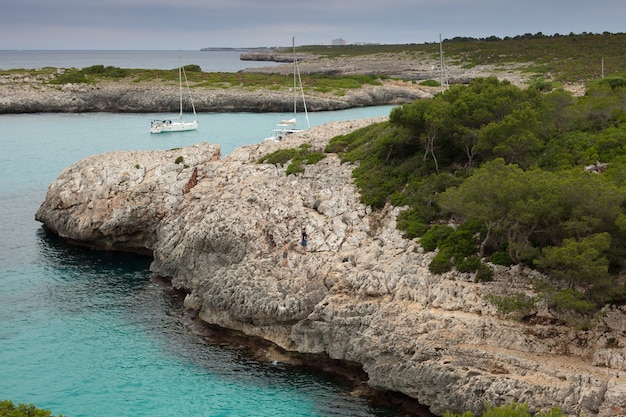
[296,32,626,83]
[4,33,625,95]
[443,401,565,417]
[326,76,626,327]
[258,143,326,176]
[0,400,65,417]
[2,63,384,97]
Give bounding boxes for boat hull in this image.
[266,38,309,141]
[151,119,198,134]
[267,125,304,141]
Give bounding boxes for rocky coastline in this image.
[36,118,626,417]
[0,51,537,115]
[0,77,433,114]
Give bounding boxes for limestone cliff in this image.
[36,119,626,417]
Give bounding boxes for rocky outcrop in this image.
[36,118,626,417]
[35,144,221,253]
[0,76,432,114]
[0,50,533,115]
[240,51,318,63]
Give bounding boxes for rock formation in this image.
[36,118,626,417]
[0,77,432,114]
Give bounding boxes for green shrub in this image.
[174,156,184,164]
[444,402,566,417]
[489,251,514,265]
[303,151,325,164]
[484,402,531,417]
[440,228,479,260]
[485,293,537,319]
[183,64,202,72]
[420,224,454,251]
[50,69,87,84]
[443,412,475,417]
[82,65,129,78]
[429,248,453,274]
[82,64,107,74]
[259,145,326,176]
[396,208,431,239]
[457,255,481,273]
[0,400,65,417]
[285,162,305,176]
[325,135,353,154]
[448,230,477,257]
[596,76,626,90]
[420,79,441,87]
[475,263,494,282]
[530,79,554,92]
[258,148,298,165]
[551,289,594,312]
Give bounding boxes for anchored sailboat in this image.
[151,54,198,134]
[267,37,310,141]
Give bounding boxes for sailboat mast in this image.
[296,53,310,129]
[292,37,297,121]
[439,34,445,94]
[178,52,183,119]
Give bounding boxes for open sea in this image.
[0,50,407,417]
[0,50,283,72]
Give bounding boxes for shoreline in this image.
[0,78,434,114]
[163,278,435,416]
[0,52,541,115]
[35,121,626,417]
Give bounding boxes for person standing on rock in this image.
[283,241,289,266]
[301,228,308,254]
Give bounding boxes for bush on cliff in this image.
[443,401,566,417]
[49,65,130,84]
[258,143,326,176]
[0,400,65,417]
[326,76,626,324]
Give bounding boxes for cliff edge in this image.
[36,119,626,416]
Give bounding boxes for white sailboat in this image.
[151,54,199,134]
[267,37,310,141]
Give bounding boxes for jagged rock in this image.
[36,118,626,417]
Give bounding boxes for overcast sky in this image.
[2,0,624,50]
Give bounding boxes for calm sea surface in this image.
[0,50,406,417]
[0,50,282,72]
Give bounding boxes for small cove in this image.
[0,108,420,417]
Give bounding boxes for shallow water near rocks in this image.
[0,109,411,417]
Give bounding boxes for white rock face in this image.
[36,118,626,417]
[36,144,221,253]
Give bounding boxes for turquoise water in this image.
[0,109,404,417]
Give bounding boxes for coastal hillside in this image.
[2,33,626,114]
[243,32,626,91]
[36,115,626,416]
[31,32,626,416]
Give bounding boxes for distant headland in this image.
[200,47,281,52]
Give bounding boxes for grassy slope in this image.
[295,32,626,83]
[3,33,625,88]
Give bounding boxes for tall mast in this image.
[292,36,297,120]
[178,51,183,119]
[439,34,445,94]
